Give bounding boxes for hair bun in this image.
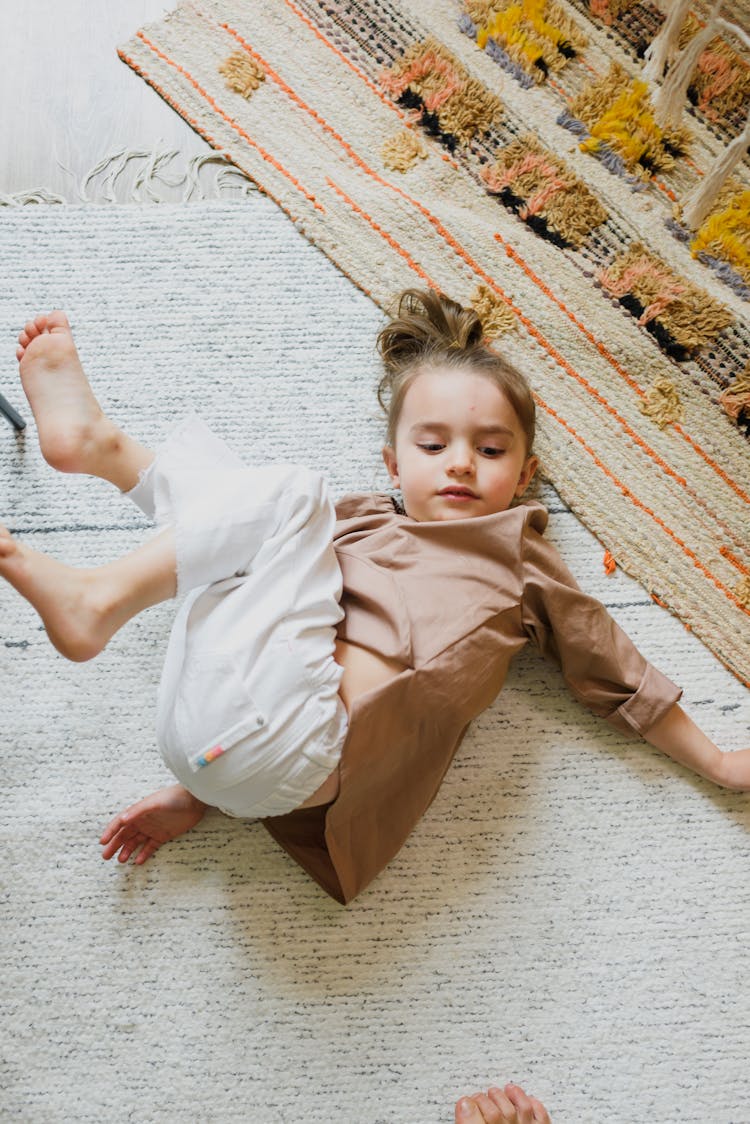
[376,288,484,374]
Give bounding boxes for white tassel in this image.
[182,154,259,201]
[0,188,67,206]
[714,18,750,55]
[0,147,257,205]
[681,111,750,229]
[651,1,722,128]
[642,0,693,83]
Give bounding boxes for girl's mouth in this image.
[439,489,477,500]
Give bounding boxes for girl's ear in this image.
[382,445,400,488]
[515,454,539,497]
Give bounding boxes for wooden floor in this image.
[1,2,211,199]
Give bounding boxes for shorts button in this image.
[257,716,265,727]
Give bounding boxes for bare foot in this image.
[16,310,121,474]
[100,784,208,864]
[0,524,121,661]
[455,1084,551,1123]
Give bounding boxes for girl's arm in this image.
[520,522,747,789]
[644,702,749,791]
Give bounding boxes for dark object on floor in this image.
[0,393,26,430]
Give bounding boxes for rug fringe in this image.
[0,147,258,206]
[0,187,68,206]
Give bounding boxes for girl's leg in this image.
[16,311,153,491]
[5,313,176,658]
[0,524,177,662]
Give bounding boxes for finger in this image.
[455,1097,488,1123]
[528,1096,551,1124]
[101,804,148,845]
[471,1092,505,1122]
[134,838,161,865]
[505,1085,535,1124]
[100,811,132,844]
[117,833,147,864]
[100,820,122,846]
[101,841,119,861]
[101,829,134,860]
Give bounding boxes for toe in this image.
[455,1097,488,1123]
[486,1087,518,1118]
[528,1097,550,1124]
[18,330,29,347]
[24,320,38,339]
[46,310,71,333]
[504,1086,534,1123]
[0,527,17,557]
[471,1092,506,1122]
[16,346,25,362]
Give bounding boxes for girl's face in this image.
[382,367,538,522]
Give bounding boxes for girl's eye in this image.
[417,444,507,455]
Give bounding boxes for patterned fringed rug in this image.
[119,0,750,685]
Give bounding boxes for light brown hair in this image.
[376,288,535,453]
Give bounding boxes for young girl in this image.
[5,290,748,903]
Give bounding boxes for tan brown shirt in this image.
[264,495,682,904]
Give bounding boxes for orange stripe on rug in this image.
[135,31,325,213]
[119,46,305,225]
[325,178,436,286]
[494,232,750,509]
[216,15,461,174]
[118,48,234,164]
[650,175,678,203]
[281,0,409,119]
[277,0,459,172]
[720,546,750,576]
[537,396,750,627]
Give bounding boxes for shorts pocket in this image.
[174,649,270,776]
[185,711,269,774]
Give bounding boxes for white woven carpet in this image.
[1,198,748,1123]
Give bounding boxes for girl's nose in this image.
[447,445,475,475]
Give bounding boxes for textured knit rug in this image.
[1,200,749,1123]
[116,0,750,687]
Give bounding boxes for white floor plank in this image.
[0,1,210,198]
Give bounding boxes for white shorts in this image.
[126,415,348,818]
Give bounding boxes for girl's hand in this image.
[718,748,750,792]
[100,784,208,864]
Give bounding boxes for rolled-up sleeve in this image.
[521,523,682,736]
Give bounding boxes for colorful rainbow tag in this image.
[196,744,226,768]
